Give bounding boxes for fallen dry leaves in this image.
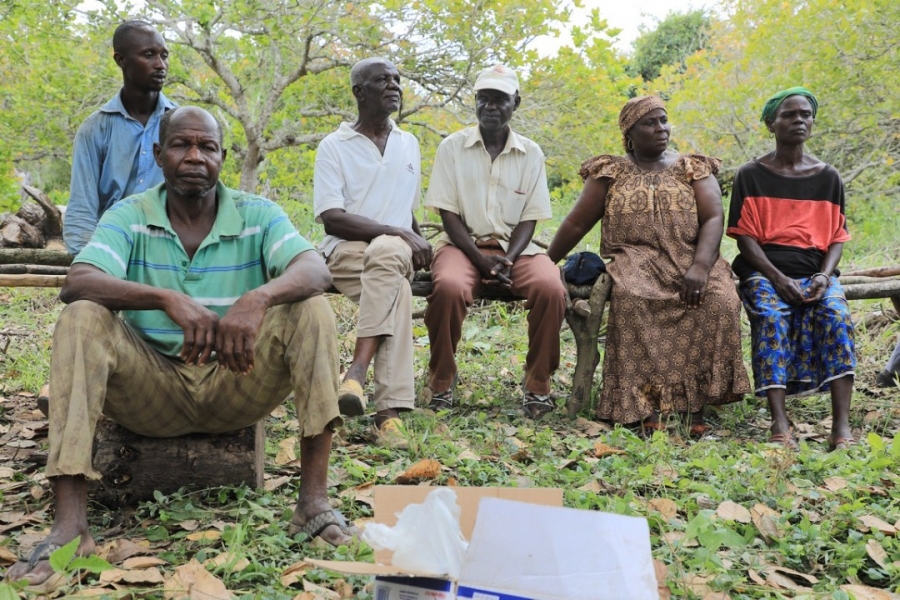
[186,529,222,542]
[866,539,889,569]
[163,558,231,599]
[859,515,897,535]
[823,476,848,492]
[749,504,781,543]
[395,458,442,483]
[840,584,900,600]
[592,441,626,457]
[276,436,298,466]
[653,559,671,600]
[100,566,165,585]
[648,498,678,520]
[715,501,752,524]
[281,559,313,587]
[99,538,153,564]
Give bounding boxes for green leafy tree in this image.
[82,0,571,193]
[0,2,114,207]
[630,9,710,82]
[658,0,900,263]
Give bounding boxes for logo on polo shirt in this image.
[406,163,415,174]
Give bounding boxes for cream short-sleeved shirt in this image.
[425,126,552,256]
[314,121,421,257]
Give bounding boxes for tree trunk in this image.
[0,215,44,248]
[90,418,266,507]
[22,185,63,239]
[564,273,612,417]
[239,143,263,192]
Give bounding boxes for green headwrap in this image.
[760,86,818,123]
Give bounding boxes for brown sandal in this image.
[689,424,711,439]
[768,431,799,450]
[828,436,857,451]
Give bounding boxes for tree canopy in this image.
[629,9,710,82]
[1,0,898,249]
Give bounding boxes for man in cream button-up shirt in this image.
[424,65,566,418]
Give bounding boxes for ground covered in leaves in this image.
[1,288,899,599]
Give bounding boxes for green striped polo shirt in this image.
[74,182,314,357]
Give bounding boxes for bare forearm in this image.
[691,215,723,270]
[548,218,591,263]
[60,264,177,310]
[321,209,407,243]
[441,210,483,264]
[244,251,332,309]
[818,243,844,277]
[505,221,536,263]
[736,236,784,281]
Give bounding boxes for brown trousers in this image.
[425,244,566,396]
[46,297,341,480]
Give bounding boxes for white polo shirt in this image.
[313,121,421,257]
[425,126,551,256]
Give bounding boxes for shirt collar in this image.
[99,90,177,120]
[144,182,244,239]
[463,126,526,155]
[336,119,400,140]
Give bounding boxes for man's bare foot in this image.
[6,530,95,586]
[289,501,359,547]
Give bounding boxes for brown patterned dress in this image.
[581,154,750,424]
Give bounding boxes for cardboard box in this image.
[308,486,659,599]
[307,486,563,598]
[456,498,659,599]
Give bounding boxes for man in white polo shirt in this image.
[424,65,566,419]
[314,57,431,447]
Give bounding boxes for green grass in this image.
[1,284,899,598]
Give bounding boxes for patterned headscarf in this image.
[760,87,818,123]
[618,95,667,152]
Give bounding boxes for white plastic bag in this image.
[362,487,468,578]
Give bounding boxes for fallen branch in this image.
[0,249,72,266]
[0,264,70,275]
[841,266,900,278]
[843,279,900,300]
[0,274,66,287]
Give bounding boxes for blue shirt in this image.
[74,182,314,357]
[63,90,177,255]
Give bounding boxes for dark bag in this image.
[563,251,606,286]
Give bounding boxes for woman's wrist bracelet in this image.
[811,272,830,282]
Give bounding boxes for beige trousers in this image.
[326,235,416,411]
[46,297,341,480]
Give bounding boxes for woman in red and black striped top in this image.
[727,87,856,451]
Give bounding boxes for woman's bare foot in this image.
[6,529,95,586]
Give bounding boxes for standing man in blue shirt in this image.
[63,19,177,256]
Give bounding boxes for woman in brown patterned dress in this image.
[548,96,750,434]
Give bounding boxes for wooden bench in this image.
[7,248,900,504]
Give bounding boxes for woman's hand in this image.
[772,274,807,306]
[681,263,709,308]
[802,274,829,304]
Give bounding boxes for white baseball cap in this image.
[473,64,519,95]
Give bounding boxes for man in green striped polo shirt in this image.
[7,107,354,586]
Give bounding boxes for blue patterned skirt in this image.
[739,273,856,397]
